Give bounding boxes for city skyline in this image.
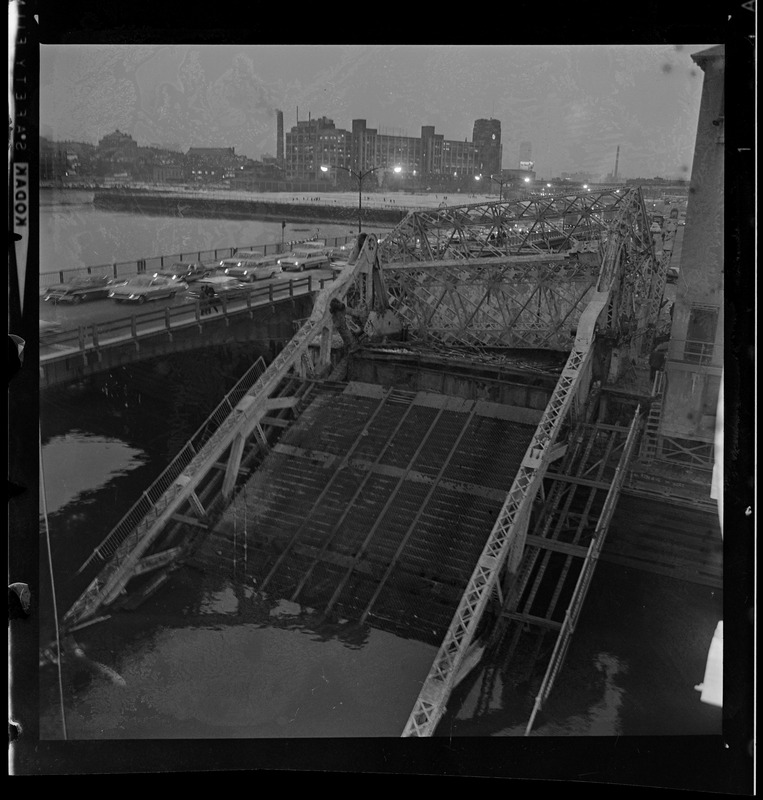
[39,44,713,179]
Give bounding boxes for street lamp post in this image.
[489,174,510,203]
[321,164,401,233]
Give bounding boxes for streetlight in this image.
[321,164,401,233]
[489,173,510,202]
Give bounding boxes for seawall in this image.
[93,190,409,226]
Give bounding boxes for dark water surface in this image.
[39,347,722,741]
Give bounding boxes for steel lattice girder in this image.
[379,189,631,264]
[401,198,637,736]
[401,344,596,736]
[381,188,662,353]
[384,256,599,350]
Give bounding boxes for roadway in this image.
[39,266,337,331]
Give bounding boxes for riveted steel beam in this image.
[401,192,643,736]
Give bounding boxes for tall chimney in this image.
[614,145,620,181]
[276,109,284,165]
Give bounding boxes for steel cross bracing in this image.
[380,188,661,355]
[61,235,389,630]
[379,189,628,264]
[383,255,599,350]
[401,193,645,736]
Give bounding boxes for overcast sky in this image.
[39,44,715,179]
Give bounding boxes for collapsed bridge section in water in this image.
[55,188,663,736]
[186,380,542,645]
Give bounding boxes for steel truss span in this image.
[379,188,631,263]
[379,188,663,356]
[401,189,653,737]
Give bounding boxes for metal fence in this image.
[41,275,332,355]
[40,234,356,289]
[77,356,268,574]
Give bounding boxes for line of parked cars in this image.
[42,240,342,307]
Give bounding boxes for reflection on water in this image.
[41,433,147,516]
[438,561,722,739]
[41,568,438,740]
[522,652,628,737]
[40,344,441,740]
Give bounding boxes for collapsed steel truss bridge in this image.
[54,187,665,737]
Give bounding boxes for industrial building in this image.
[283,114,503,188]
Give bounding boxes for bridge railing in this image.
[77,355,269,573]
[524,406,642,735]
[40,234,356,288]
[41,275,333,355]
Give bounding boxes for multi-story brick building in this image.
[284,116,501,188]
[285,117,353,182]
[472,119,503,178]
[185,146,248,183]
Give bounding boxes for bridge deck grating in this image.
[190,384,536,642]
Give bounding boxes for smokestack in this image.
[614,145,620,181]
[276,109,284,165]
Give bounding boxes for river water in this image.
[37,192,723,744]
[39,188,380,276]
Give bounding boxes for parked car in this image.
[666,267,680,284]
[327,243,353,263]
[153,261,210,283]
[108,275,181,304]
[214,250,267,270]
[186,276,253,302]
[223,255,282,282]
[43,275,114,304]
[277,247,331,272]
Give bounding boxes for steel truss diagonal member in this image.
[401,292,612,737]
[60,235,386,630]
[400,195,645,736]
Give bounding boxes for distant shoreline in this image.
[90,188,411,226]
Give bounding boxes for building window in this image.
[684,305,719,364]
